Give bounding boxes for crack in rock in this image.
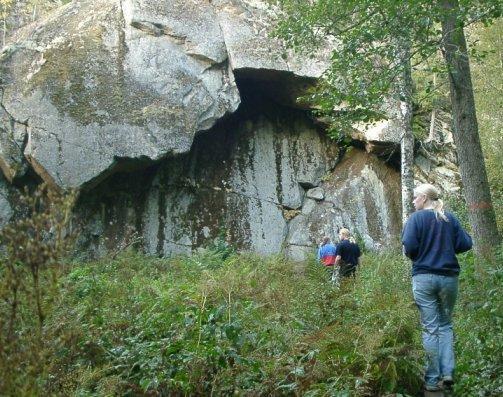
[131,20,186,42]
[164,180,307,211]
[130,19,225,67]
[0,93,29,181]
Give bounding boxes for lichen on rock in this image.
[0,0,462,261]
[0,0,242,189]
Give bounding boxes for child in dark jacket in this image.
[334,228,361,278]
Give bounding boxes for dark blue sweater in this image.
[402,209,472,276]
[335,239,361,266]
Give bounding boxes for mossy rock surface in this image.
[0,0,241,189]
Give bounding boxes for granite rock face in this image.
[76,96,341,257]
[0,0,460,260]
[414,142,462,197]
[284,149,402,260]
[212,0,329,78]
[148,105,338,256]
[75,94,402,261]
[0,101,28,182]
[1,0,241,189]
[351,102,462,199]
[0,0,329,190]
[0,175,14,228]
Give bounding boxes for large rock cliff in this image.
[73,86,401,260]
[0,0,327,189]
[0,0,460,259]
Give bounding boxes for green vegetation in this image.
[0,4,501,397]
[274,0,502,253]
[1,244,501,396]
[471,19,503,231]
[455,248,503,395]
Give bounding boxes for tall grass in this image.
[6,250,420,396]
[1,246,501,396]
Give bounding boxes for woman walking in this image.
[334,228,361,279]
[402,183,472,392]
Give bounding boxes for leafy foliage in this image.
[274,0,502,255]
[0,184,76,394]
[455,245,503,395]
[272,0,501,136]
[1,236,501,395]
[0,251,423,395]
[470,19,503,231]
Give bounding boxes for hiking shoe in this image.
[442,375,454,389]
[424,383,443,391]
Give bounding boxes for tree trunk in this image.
[32,4,37,22]
[440,0,501,256]
[2,18,6,48]
[396,40,415,226]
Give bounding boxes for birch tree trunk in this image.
[396,40,415,226]
[441,0,501,256]
[2,18,6,48]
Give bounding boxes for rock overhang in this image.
[0,0,331,191]
[0,0,463,261]
[73,91,344,258]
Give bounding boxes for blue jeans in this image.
[412,273,458,386]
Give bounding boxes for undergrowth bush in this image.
[2,242,501,395]
[0,185,76,395]
[455,244,503,395]
[21,250,424,396]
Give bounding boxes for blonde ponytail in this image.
[431,198,448,221]
[339,228,356,243]
[414,184,448,221]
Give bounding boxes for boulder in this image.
[284,149,402,260]
[212,0,329,78]
[0,0,241,189]
[0,0,331,191]
[426,109,454,144]
[306,187,324,201]
[352,97,408,155]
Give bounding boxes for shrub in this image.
[35,250,424,396]
[3,240,501,395]
[0,184,76,395]
[455,244,503,396]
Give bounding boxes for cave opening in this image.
[74,69,341,258]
